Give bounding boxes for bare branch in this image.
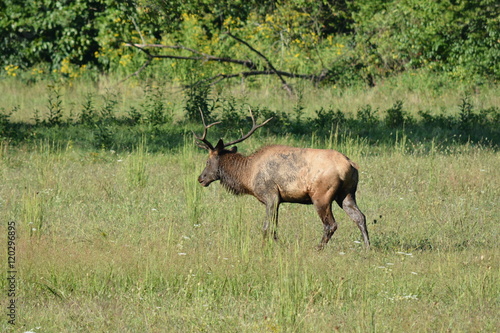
[122,40,330,88]
[124,43,256,69]
[117,59,152,85]
[130,17,146,45]
[188,70,320,88]
[225,32,294,95]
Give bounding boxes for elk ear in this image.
[214,139,225,152]
[229,146,237,153]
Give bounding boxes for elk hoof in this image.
[315,244,325,251]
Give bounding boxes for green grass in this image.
[0,76,499,331]
[0,137,498,332]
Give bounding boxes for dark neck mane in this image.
[218,152,251,195]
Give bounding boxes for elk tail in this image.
[349,160,360,171]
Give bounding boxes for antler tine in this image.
[193,108,221,150]
[223,107,273,148]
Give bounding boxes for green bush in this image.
[1,0,498,85]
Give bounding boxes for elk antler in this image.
[193,109,221,150]
[222,107,273,148]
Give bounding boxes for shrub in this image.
[184,83,214,122]
[385,100,411,128]
[313,107,346,132]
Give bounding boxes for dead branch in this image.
[117,58,152,85]
[122,38,330,91]
[225,32,293,95]
[124,43,256,69]
[190,70,322,88]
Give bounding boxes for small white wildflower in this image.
[178,252,187,256]
[411,272,418,275]
[339,252,345,255]
[353,240,361,244]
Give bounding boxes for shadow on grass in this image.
[1,98,498,152]
[0,120,189,152]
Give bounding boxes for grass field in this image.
[1,77,499,332]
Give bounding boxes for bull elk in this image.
[194,110,370,250]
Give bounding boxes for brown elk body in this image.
[195,113,370,249]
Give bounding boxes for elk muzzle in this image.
[198,173,213,187]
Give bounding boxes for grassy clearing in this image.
[0,136,498,332]
[1,77,499,331]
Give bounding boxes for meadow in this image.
[0,76,499,332]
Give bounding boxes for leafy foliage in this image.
[352,0,500,82]
[1,0,497,84]
[0,0,163,72]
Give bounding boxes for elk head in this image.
[193,109,272,187]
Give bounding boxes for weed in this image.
[33,108,42,125]
[80,92,97,125]
[99,89,119,121]
[46,85,64,126]
[357,104,379,125]
[184,83,214,122]
[94,122,115,149]
[313,107,346,133]
[254,106,291,134]
[458,93,476,130]
[127,106,142,124]
[292,91,305,131]
[0,106,17,137]
[218,95,245,128]
[385,100,410,128]
[141,84,172,126]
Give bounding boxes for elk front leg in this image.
[263,199,280,241]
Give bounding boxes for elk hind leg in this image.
[313,199,337,250]
[341,193,370,248]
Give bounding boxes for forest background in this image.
[1,0,498,86]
